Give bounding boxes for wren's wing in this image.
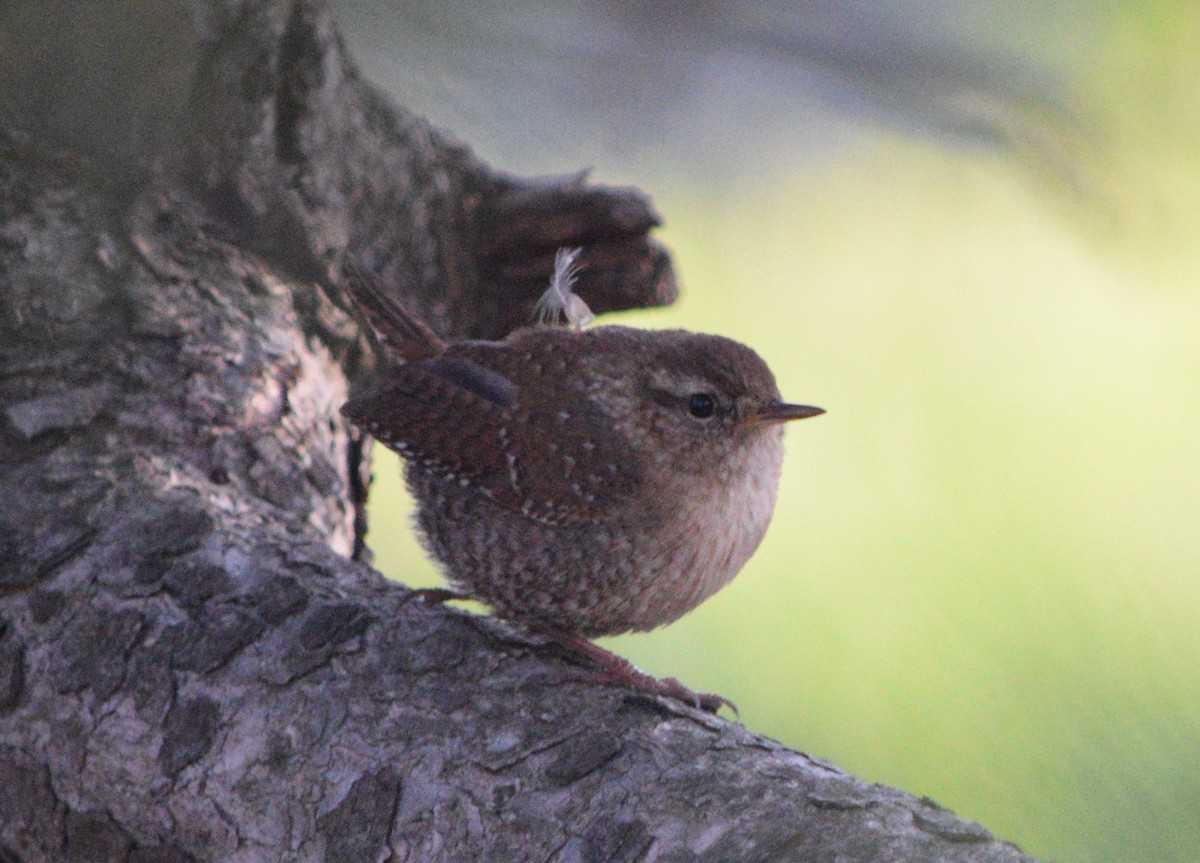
[455,340,643,526]
[342,355,522,509]
[344,344,641,525]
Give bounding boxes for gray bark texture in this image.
[0,1,1040,861]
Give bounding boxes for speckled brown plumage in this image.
[341,263,822,641]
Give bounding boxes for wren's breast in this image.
[618,428,786,633]
[406,428,786,638]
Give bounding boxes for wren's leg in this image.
[537,627,737,715]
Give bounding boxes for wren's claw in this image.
[654,676,738,715]
[538,627,738,715]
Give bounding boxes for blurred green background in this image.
[339,3,1200,861]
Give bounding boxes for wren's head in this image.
[567,327,823,481]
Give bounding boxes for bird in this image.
[340,257,822,710]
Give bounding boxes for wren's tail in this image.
[341,260,446,360]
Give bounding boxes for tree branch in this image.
[0,1,1038,860]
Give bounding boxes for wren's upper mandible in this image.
[341,259,823,643]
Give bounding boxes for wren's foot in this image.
[537,627,737,715]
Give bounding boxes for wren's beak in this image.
[746,401,825,425]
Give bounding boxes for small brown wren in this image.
[341,256,822,709]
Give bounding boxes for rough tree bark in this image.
[0,1,1041,861]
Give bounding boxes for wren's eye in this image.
[687,393,716,419]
